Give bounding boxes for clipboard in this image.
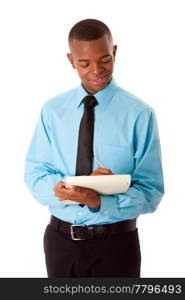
[62,174,131,205]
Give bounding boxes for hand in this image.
[90,167,114,176]
[53,181,100,208]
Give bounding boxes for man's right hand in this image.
[90,168,114,176]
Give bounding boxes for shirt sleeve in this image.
[99,107,165,219]
[24,104,66,207]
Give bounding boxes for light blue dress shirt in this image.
[24,77,164,225]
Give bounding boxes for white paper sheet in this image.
[62,174,131,205]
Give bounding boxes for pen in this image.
[94,156,105,168]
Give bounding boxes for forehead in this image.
[69,35,113,59]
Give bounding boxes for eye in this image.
[101,57,112,64]
[80,63,89,68]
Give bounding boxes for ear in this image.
[67,53,76,69]
[113,45,117,61]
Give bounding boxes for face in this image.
[67,35,117,94]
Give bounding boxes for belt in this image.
[49,215,137,241]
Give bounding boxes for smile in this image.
[90,75,108,85]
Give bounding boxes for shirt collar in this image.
[75,77,118,110]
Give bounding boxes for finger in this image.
[59,181,66,188]
[97,168,110,173]
[91,168,113,175]
[54,190,68,197]
[101,168,112,173]
[72,186,81,192]
[106,169,113,174]
[54,187,78,198]
[101,169,113,175]
[54,181,66,191]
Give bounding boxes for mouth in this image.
[90,74,109,86]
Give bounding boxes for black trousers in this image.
[43,221,141,278]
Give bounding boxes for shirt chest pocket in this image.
[95,144,134,174]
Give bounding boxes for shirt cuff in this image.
[99,195,119,217]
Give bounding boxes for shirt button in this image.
[78,212,83,216]
[104,211,108,215]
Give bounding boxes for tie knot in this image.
[82,95,98,108]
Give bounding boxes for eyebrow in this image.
[78,54,111,62]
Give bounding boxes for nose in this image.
[90,62,104,75]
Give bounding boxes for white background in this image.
[0,0,185,277]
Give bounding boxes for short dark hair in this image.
[68,19,112,42]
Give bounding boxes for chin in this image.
[87,77,112,94]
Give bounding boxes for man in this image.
[24,19,164,277]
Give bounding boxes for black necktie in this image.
[75,95,98,206]
[76,95,98,175]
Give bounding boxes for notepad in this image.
[62,174,131,205]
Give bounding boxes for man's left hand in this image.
[53,182,100,209]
